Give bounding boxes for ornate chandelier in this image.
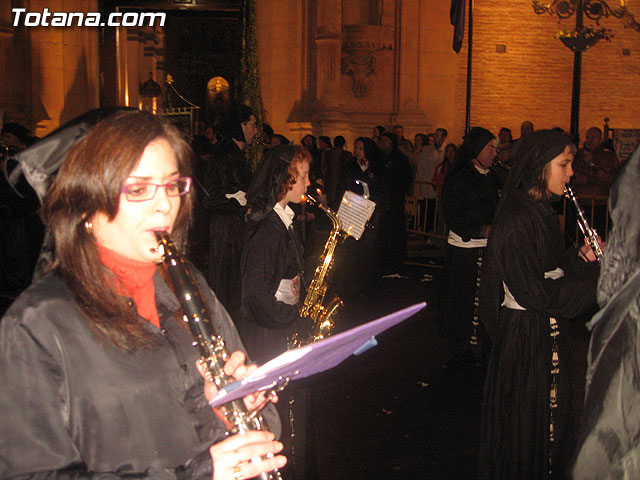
[532,0,627,21]
[532,0,631,51]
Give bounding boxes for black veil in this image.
[4,107,133,277]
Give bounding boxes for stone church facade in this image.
[2,0,640,146]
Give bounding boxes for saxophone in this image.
[564,185,604,263]
[288,194,344,349]
[154,231,282,480]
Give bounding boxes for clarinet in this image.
[564,186,603,263]
[154,231,282,480]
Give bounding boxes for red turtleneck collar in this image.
[98,245,160,328]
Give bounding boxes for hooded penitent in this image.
[445,126,495,179]
[479,130,574,339]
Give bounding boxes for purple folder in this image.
[209,302,426,408]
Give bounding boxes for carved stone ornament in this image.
[341,24,393,98]
[341,54,377,97]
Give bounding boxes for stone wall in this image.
[0,0,100,138]
[257,0,640,148]
[3,0,639,149]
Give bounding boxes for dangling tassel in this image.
[549,316,560,476]
[470,249,484,347]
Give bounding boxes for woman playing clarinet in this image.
[0,110,284,480]
[478,130,601,480]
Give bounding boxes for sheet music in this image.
[208,302,427,407]
[337,191,376,240]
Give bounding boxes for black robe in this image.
[379,149,413,273]
[239,210,315,479]
[331,157,384,299]
[239,210,307,365]
[440,164,500,352]
[0,270,280,479]
[477,190,599,480]
[203,137,252,320]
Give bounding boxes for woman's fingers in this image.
[211,431,286,480]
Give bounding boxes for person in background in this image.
[302,134,319,165]
[202,104,257,320]
[417,128,448,230]
[371,125,386,144]
[411,133,429,185]
[572,126,619,198]
[0,110,284,480]
[478,130,600,480]
[440,127,500,366]
[262,123,275,146]
[323,135,352,210]
[378,132,413,275]
[271,133,290,147]
[188,134,216,274]
[520,120,534,140]
[569,126,619,240]
[204,125,219,147]
[315,135,332,187]
[333,136,385,299]
[432,142,457,197]
[393,124,414,158]
[497,127,512,146]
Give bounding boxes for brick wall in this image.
[454,0,640,144]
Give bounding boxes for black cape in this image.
[0,270,280,478]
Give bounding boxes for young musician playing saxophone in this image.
[0,110,284,480]
[239,144,317,480]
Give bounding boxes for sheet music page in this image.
[337,191,376,240]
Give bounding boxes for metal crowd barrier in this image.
[406,180,610,244]
[405,180,447,239]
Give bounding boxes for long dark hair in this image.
[42,110,194,351]
[355,136,382,169]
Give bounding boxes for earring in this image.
[84,221,93,234]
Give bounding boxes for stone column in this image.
[313,0,346,127]
[27,0,99,136]
[391,0,426,133]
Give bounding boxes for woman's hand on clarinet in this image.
[210,430,286,480]
[579,236,604,263]
[197,351,278,412]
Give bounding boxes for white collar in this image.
[473,163,490,175]
[273,202,295,228]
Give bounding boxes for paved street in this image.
[304,234,591,479]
